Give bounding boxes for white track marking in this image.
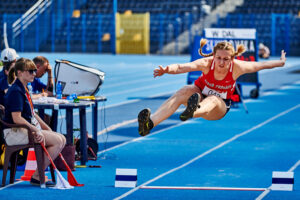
[255,160,300,200]
[140,186,267,191]
[0,181,23,190]
[114,104,300,200]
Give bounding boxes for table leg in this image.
[66,108,73,145]
[79,108,87,165]
[92,101,98,142]
[51,109,58,132]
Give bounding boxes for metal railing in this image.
[12,0,52,38]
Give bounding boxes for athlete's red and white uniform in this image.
[194,60,236,100]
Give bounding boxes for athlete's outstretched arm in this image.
[234,50,286,78]
[153,57,211,78]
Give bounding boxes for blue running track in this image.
[1,54,300,200]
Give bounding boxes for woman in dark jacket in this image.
[3,58,66,187]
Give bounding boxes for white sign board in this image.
[204,28,256,39]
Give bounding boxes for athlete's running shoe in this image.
[179,93,201,121]
[138,108,153,136]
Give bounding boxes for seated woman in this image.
[3,58,66,187]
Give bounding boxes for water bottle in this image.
[56,81,62,99]
[27,82,33,95]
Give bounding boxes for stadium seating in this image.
[234,0,300,14]
[211,0,300,56]
[1,0,300,55]
[0,1,36,42]
[46,0,300,54]
[0,0,36,14]
[37,0,222,53]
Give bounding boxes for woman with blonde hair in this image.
[138,39,286,136]
[3,58,66,186]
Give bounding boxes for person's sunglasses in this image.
[27,69,37,74]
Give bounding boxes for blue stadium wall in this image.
[1,0,299,56]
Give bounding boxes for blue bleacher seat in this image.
[4,0,298,54]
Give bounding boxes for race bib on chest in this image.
[202,86,227,99]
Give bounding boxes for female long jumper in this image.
[138,39,286,136]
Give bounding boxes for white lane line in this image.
[104,80,182,97]
[288,160,300,172]
[97,79,300,137]
[96,79,299,146]
[140,186,267,191]
[103,76,154,89]
[0,171,52,190]
[96,108,185,137]
[99,90,174,109]
[255,160,300,200]
[59,79,300,120]
[97,119,187,155]
[97,119,137,136]
[0,181,23,190]
[55,90,175,121]
[113,104,300,200]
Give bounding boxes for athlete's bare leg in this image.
[193,95,227,120]
[138,87,225,136]
[151,85,201,126]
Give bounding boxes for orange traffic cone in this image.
[20,148,48,181]
[21,148,37,181]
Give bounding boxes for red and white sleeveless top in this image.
[194,60,236,99]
